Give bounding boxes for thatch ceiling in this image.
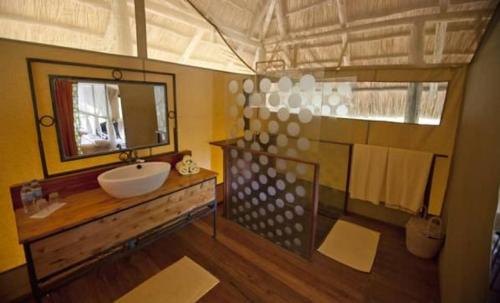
[0,0,497,74]
[189,0,499,72]
[0,0,253,74]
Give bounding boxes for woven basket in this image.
[405,216,444,259]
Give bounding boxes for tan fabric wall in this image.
[439,12,500,303]
[319,66,467,218]
[216,68,466,223]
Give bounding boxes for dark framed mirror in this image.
[49,76,170,161]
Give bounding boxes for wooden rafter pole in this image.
[180,30,204,63]
[246,0,275,69]
[405,19,425,123]
[264,8,491,47]
[274,0,292,67]
[134,0,148,59]
[428,0,449,104]
[285,0,328,16]
[334,0,350,67]
[248,1,273,38]
[261,0,277,40]
[409,20,425,64]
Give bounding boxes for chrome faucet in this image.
[119,150,145,164]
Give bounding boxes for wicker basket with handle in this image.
[405,216,444,259]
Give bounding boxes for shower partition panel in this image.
[219,73,325,258]
[223,144,320,258]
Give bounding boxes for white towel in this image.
[182,155,194,166]
[349,144,388,205]
[176,155,200,175]
[384,148,433,213]
[176,162,190,175]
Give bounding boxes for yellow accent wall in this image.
[0,38,244,272]
[210,73,248,184]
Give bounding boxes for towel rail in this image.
[317,140,448,217]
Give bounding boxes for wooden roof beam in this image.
[432,23,447,64]
[439,0,449,13]
[293,49,474,65]
[433,0,448,64]
[274,0,292,68]
[335,0,347,25]
[253,46,266,70]
[275,0,287,38]
[408,20,425,64]
[428,0,448,105]
[261,0,277,40]
[276,23,477,52]
[180,30,204,63]
[248,1,273,38]
[264,8,492,47]
[335,0,350,67]
[286,0,329,16]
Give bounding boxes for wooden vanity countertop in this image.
[15,168,217,244]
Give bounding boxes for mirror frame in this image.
[27,58,178,178]
[49,75,171,161]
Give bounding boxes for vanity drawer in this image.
[30,178,215,279]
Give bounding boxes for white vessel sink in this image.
[98,162,171,198]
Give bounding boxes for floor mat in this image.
[318,219,380,272]
[115,256,219,303]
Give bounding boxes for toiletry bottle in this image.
[20,184,34,214]
[30,180,43,212]
[30,180,43,200]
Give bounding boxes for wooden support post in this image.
[134,0,148,59]
[343,144,353,214]
[405,82,423,123]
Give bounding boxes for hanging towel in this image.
[349,144,388,205]
[385,148,433,213]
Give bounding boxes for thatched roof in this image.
[0,0,253,74]
[190,0,499,72]
[0,0,497,74]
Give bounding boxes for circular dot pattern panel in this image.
[225,147,314,257]
[224,75,321,258]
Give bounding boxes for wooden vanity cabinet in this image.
[14,168,217,302]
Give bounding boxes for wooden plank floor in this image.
[28,210,440,303]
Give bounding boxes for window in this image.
[263,81,448,125]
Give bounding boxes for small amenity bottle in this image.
[30,180,43,200]
[30,180,44,212]
[20,184,34,214]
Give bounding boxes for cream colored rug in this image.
[115,256,219,303]
[318,220,380,273]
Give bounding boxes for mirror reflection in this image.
[51,77,168,159]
